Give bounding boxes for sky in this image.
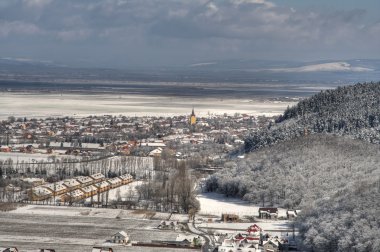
[0,0,379,68]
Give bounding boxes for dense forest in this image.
[207,83,380,251]
[207,134,380,251]
[245,82,380,152]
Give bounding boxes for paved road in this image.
[187,220,215,252]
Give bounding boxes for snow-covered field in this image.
[196,192,294,238]
[0,152,77,162]
[1,205,194,252]
[197,192,262,216]
[0,92,297,119]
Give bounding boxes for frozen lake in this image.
[0,81,329,119]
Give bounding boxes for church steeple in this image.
[190,107,196,125]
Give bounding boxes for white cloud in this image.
[57,29,91,41]
[0,21,41,37]
[231,0,275,8]
[22,0,52,8]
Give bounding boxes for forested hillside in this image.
[245,82,380,152]
[206,134,380,251]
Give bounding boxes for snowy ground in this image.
[84,181,142,203]
[0,91,297,119]
[197,192,260,216]
[197,192,287,217]
[0,152,77,162]
[196,192,294,238]
[1,205,194,252]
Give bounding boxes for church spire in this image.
[190,106,196,125]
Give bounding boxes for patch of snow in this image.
[197,192,259,216]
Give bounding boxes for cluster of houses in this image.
[29,173,133,202]
[0,112,273,159]
[217,224,291,252]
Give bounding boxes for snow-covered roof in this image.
[81,185,97,193]
[75,176,94,184]
[113,231,128,238]
[43,182,67,192]
[107,177,122,185]
[95,181,110,188]
[119,174,132,180]
[33,186,52,196]
[68,189,84,198]
[63,179,80,188]
[90,173,105,180]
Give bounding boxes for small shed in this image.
[221,213,239,222]
[111,231,129,244]
[258,207,278,219]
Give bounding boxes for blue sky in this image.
[0,0,379,68]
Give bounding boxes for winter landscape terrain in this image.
[1,0,380,251]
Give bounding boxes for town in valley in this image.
[0,110,297,252]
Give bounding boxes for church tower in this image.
[190,107,196,125]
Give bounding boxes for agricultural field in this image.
[0,205,193,252]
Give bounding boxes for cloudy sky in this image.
[0,0,379,68]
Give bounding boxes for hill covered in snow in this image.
[245,82,380,152]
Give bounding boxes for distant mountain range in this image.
[0,57,379,84]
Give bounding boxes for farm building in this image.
[258,208,278,219]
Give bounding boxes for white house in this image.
[111,231,129,244]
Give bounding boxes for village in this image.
[0,110,270,159]
[0,111,300,252]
